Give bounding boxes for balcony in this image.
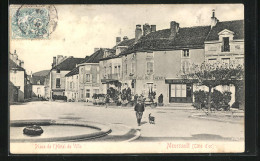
[101,73,121,83]
[221,45,230,52]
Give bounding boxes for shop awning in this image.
[165,79,198,84]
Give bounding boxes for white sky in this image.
[9,4,244,73]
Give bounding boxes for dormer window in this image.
[182,49,189,57]
[57,69,60,73]
[222,37,230,52]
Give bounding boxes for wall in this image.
[205,40,244,65]
[32,85,45,97]
[10,70,24,101]
[50,70,70,96]
[78,64,100,101]
[121,49,204,104]
[65,74,79,101]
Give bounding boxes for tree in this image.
[181,61,244,113]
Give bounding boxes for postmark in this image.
[11,5,58,39]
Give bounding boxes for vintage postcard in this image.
[9,4,245,154]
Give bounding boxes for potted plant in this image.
[121,88,128,107]
[158,94,164,106]
[148,89,157,108]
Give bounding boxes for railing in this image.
[103,73,121,80]
[221,45,230,52]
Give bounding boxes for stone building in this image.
[77,49,113,102]
[64,67,79,101]
[9,51,32,102]
[49,56,84,99]
[98,11,244,105]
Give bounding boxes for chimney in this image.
[52,56,56,67]
[151,25,156,32]
[170,21,179,39]
[57,55,64,65]
[20,60,24,68]
[211,9,218,28]
[116,37,121,45]
[94,48,100,52]
[135,24,142,43]
[143,23,151,36]
[123,36,128,41]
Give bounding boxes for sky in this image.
[9,4,244,73]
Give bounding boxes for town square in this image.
[8,4,245,153]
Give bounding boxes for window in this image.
[208,58,217,64]
[86,89,90,98]
[146,52,154,58]
[118,66,121,77]
[86,74,91,82]
[125,63,128,75]
[56,78,60,88]
[80,68,84,83]
[37,80,41,85]
[222,37,230,52]
[114,66,117,74]
[57,69,60,73]
[182,49,189,57]
[182,61,189,73]
[70,82,72,89]
[222,58,230,66]
[170,84,186,97]
[147,62,154,74]
[131,62,135,74]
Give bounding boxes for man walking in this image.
[134,97,145,126]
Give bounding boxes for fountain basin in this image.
[10,119,111,142]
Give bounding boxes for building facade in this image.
[65,67,79,101]
[9,51,32,102]
[49,56,84,99]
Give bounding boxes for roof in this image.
[31,75,46,85]
[206,20,244,41]
[9,59,25,71]
[51,57,84,71]
[65,66,79,77]
[81,48,115,63]
[113,38,135,48]
[120,25,211,55]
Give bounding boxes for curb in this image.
[10,119,111,142]
[108,123,141,142]
[189,114,244,124]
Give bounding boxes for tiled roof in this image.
[120,25,211,55]
[65,66,79,77]
[206,20,244,41]
[31,75,46,85]
[9,59,25,71]
[82,48,115,63]
[116,38,135,47]
[51,57,84,71]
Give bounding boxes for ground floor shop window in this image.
[170,84,186,97]
[86,89,90,98]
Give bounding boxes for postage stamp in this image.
[10,5,58,39]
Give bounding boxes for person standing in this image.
[134,97,145,126]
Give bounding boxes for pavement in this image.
[10,101,244,142]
